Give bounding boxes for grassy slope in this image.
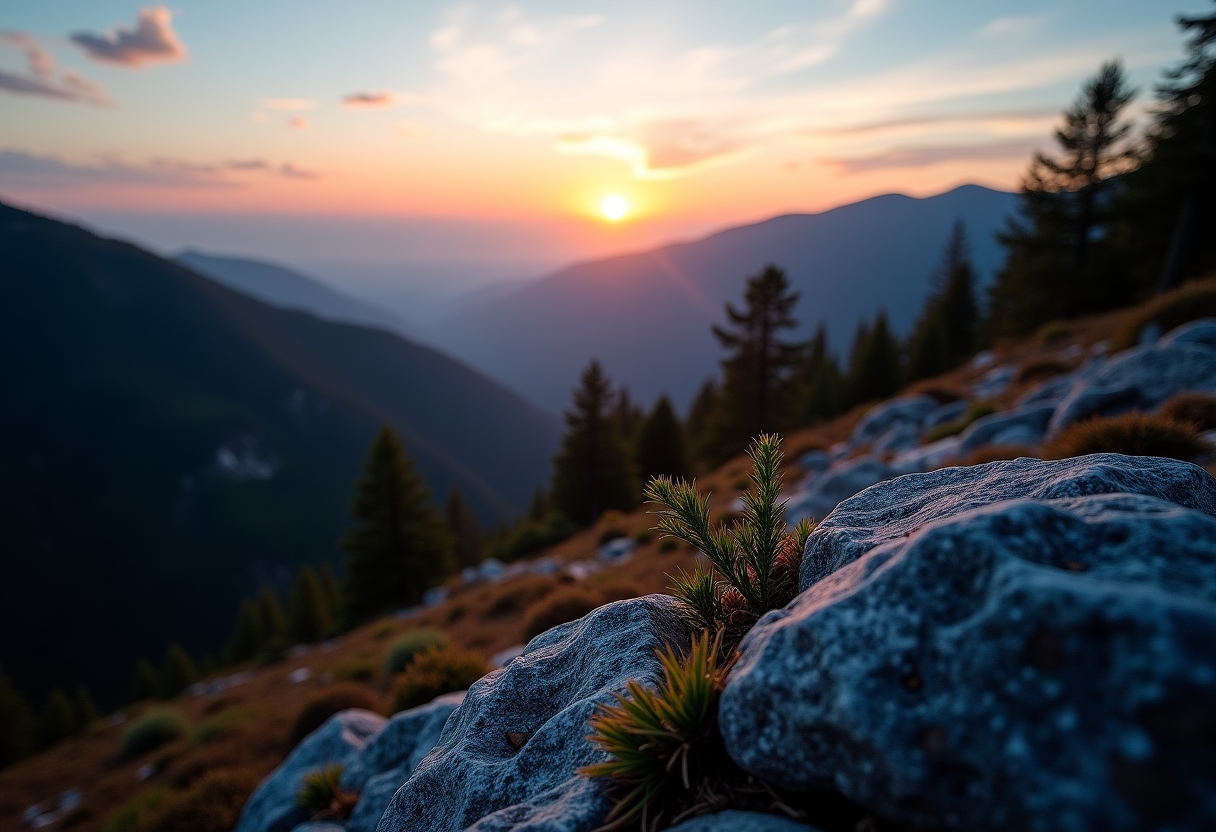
[3,301,1213,832]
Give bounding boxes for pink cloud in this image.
[0,32,110,106]
[70,6,186,68]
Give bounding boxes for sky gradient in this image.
[0,1,1205,283]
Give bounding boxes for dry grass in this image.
[1160,392,1216,432]
[288,685,383,748]
[1110,276,1216,352]
[1043,413,1213,462]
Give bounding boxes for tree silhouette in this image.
[705,265,803,462]
[341,427,453,623]
[445,488,483,568]
[908,222,978,380]
[634,396,689,487]
[847,311,902,405]
[551,361,638,526]
[288,565,333,644]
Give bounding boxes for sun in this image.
[600,194,629,222]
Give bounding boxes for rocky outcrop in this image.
[1048,340,1216,435]
[956,402,1055,456]
[720,454,1216,832]
[342,694,463,832]
[236,710,385,832]
[786,456,895,524]
[377,595,692,832]
[666,811,822,831]
[850,395,939,448]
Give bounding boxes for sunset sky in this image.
[0,1,1204,288]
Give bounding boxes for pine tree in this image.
[799,324,845,423]
[319,564,342,628]
[988,61,1137,335]
[37,689,76,747]
[0,666,35,767]
[551,361,639,526]
[1111,7,1216,292]
[684,379,719,468]
[704,265,804,464]
[225,598,264,663]
[445,489,483,569]
[612,386,645,445]
[160,644,197,699]
[131,659,161,702]
[907,223,978,380]
[527,487,549,523]
[847,311,903,405]
[288,565,332,644]
[257,588,288,652]
[634,396,689,487]
[341,427,454,623]
[73,686,98,733]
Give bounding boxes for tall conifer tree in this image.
[288,565,332,644]
[551,361,638,526]
[847,311,902,405]
[341,427,453,623]
[159,644,197,699]
[908,222,978,380]
[0,666,34,767]
[131,659,161,702]
[634,396,689,487]
[799,324,845,423]
[988,61,1137,334]
[704,265,803,463]
[225,599,264,663]
[445,488,483,568]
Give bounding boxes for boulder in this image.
[666,811,822,831]
[341,693,464,832]
[785,456,896,524]
[797,449,830,473]
[971,365,1015,398]
[377,596,692,832]
[922,400,968,431]
[720,455,1216,832]
[235,710,385,832]
[1159,318,1216,351]
[957,403,1055,456]
[1048,340,1216,436]
[889,436,962,475]
[850,395,939,447]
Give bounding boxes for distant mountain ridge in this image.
[0,201,559,705]
[175,250,415,339]
[433,185,1018,412]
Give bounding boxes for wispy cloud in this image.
[822,137,1047,174]
[0,32,110,106]
[0,150,320,190]
[70,6,187,68]
[341,90,429,109]
[264,98,316,111]
[287,116,310,130]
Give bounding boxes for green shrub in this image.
[924,401,998,443]
[104,787,169,832]
[288,685,382,747]
[649,435,813,656]
[493,513,578,562]
[581,631,732,829]
[1035,320,1070,345]
[383,629,447,675]
[330,655,376,682]
[159,644,198,699]
[522,588,600,641]
[1111,277,1216,352]
[120,709,186,759]
[297,762,358,819]
[131,659,161,703]
[1043,413,1213,461]
[390,646,487,713]
[138,768,259,832]
[598,527,626,546]
[371,619,396,640]
[192,706,256,746]
[1160,392,1216,431]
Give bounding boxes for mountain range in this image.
[0,201,558,705]
[432,185,1018,411]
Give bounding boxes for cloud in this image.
[70,5,186,67]
[0,149,320,190]
[557,119,749,179]
[981,14,1050,38]
[822,138,1046,174]
[287,116,309,130]
[0,32,110,105]
[341,90,429,109]
[264,98,316,111]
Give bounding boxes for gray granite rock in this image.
[377,595,692,832]
[922,400,969,431]
[785,456,896,524]
[1159,317,1216,351]
[235,710,386,832]
[341,693,464,832]
[721,455,1216,832]
[850,395,939,447]
[889,436,962,474]
[957,403,1055,456]
[666,811,822,831]
[1048,340,1216,435]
